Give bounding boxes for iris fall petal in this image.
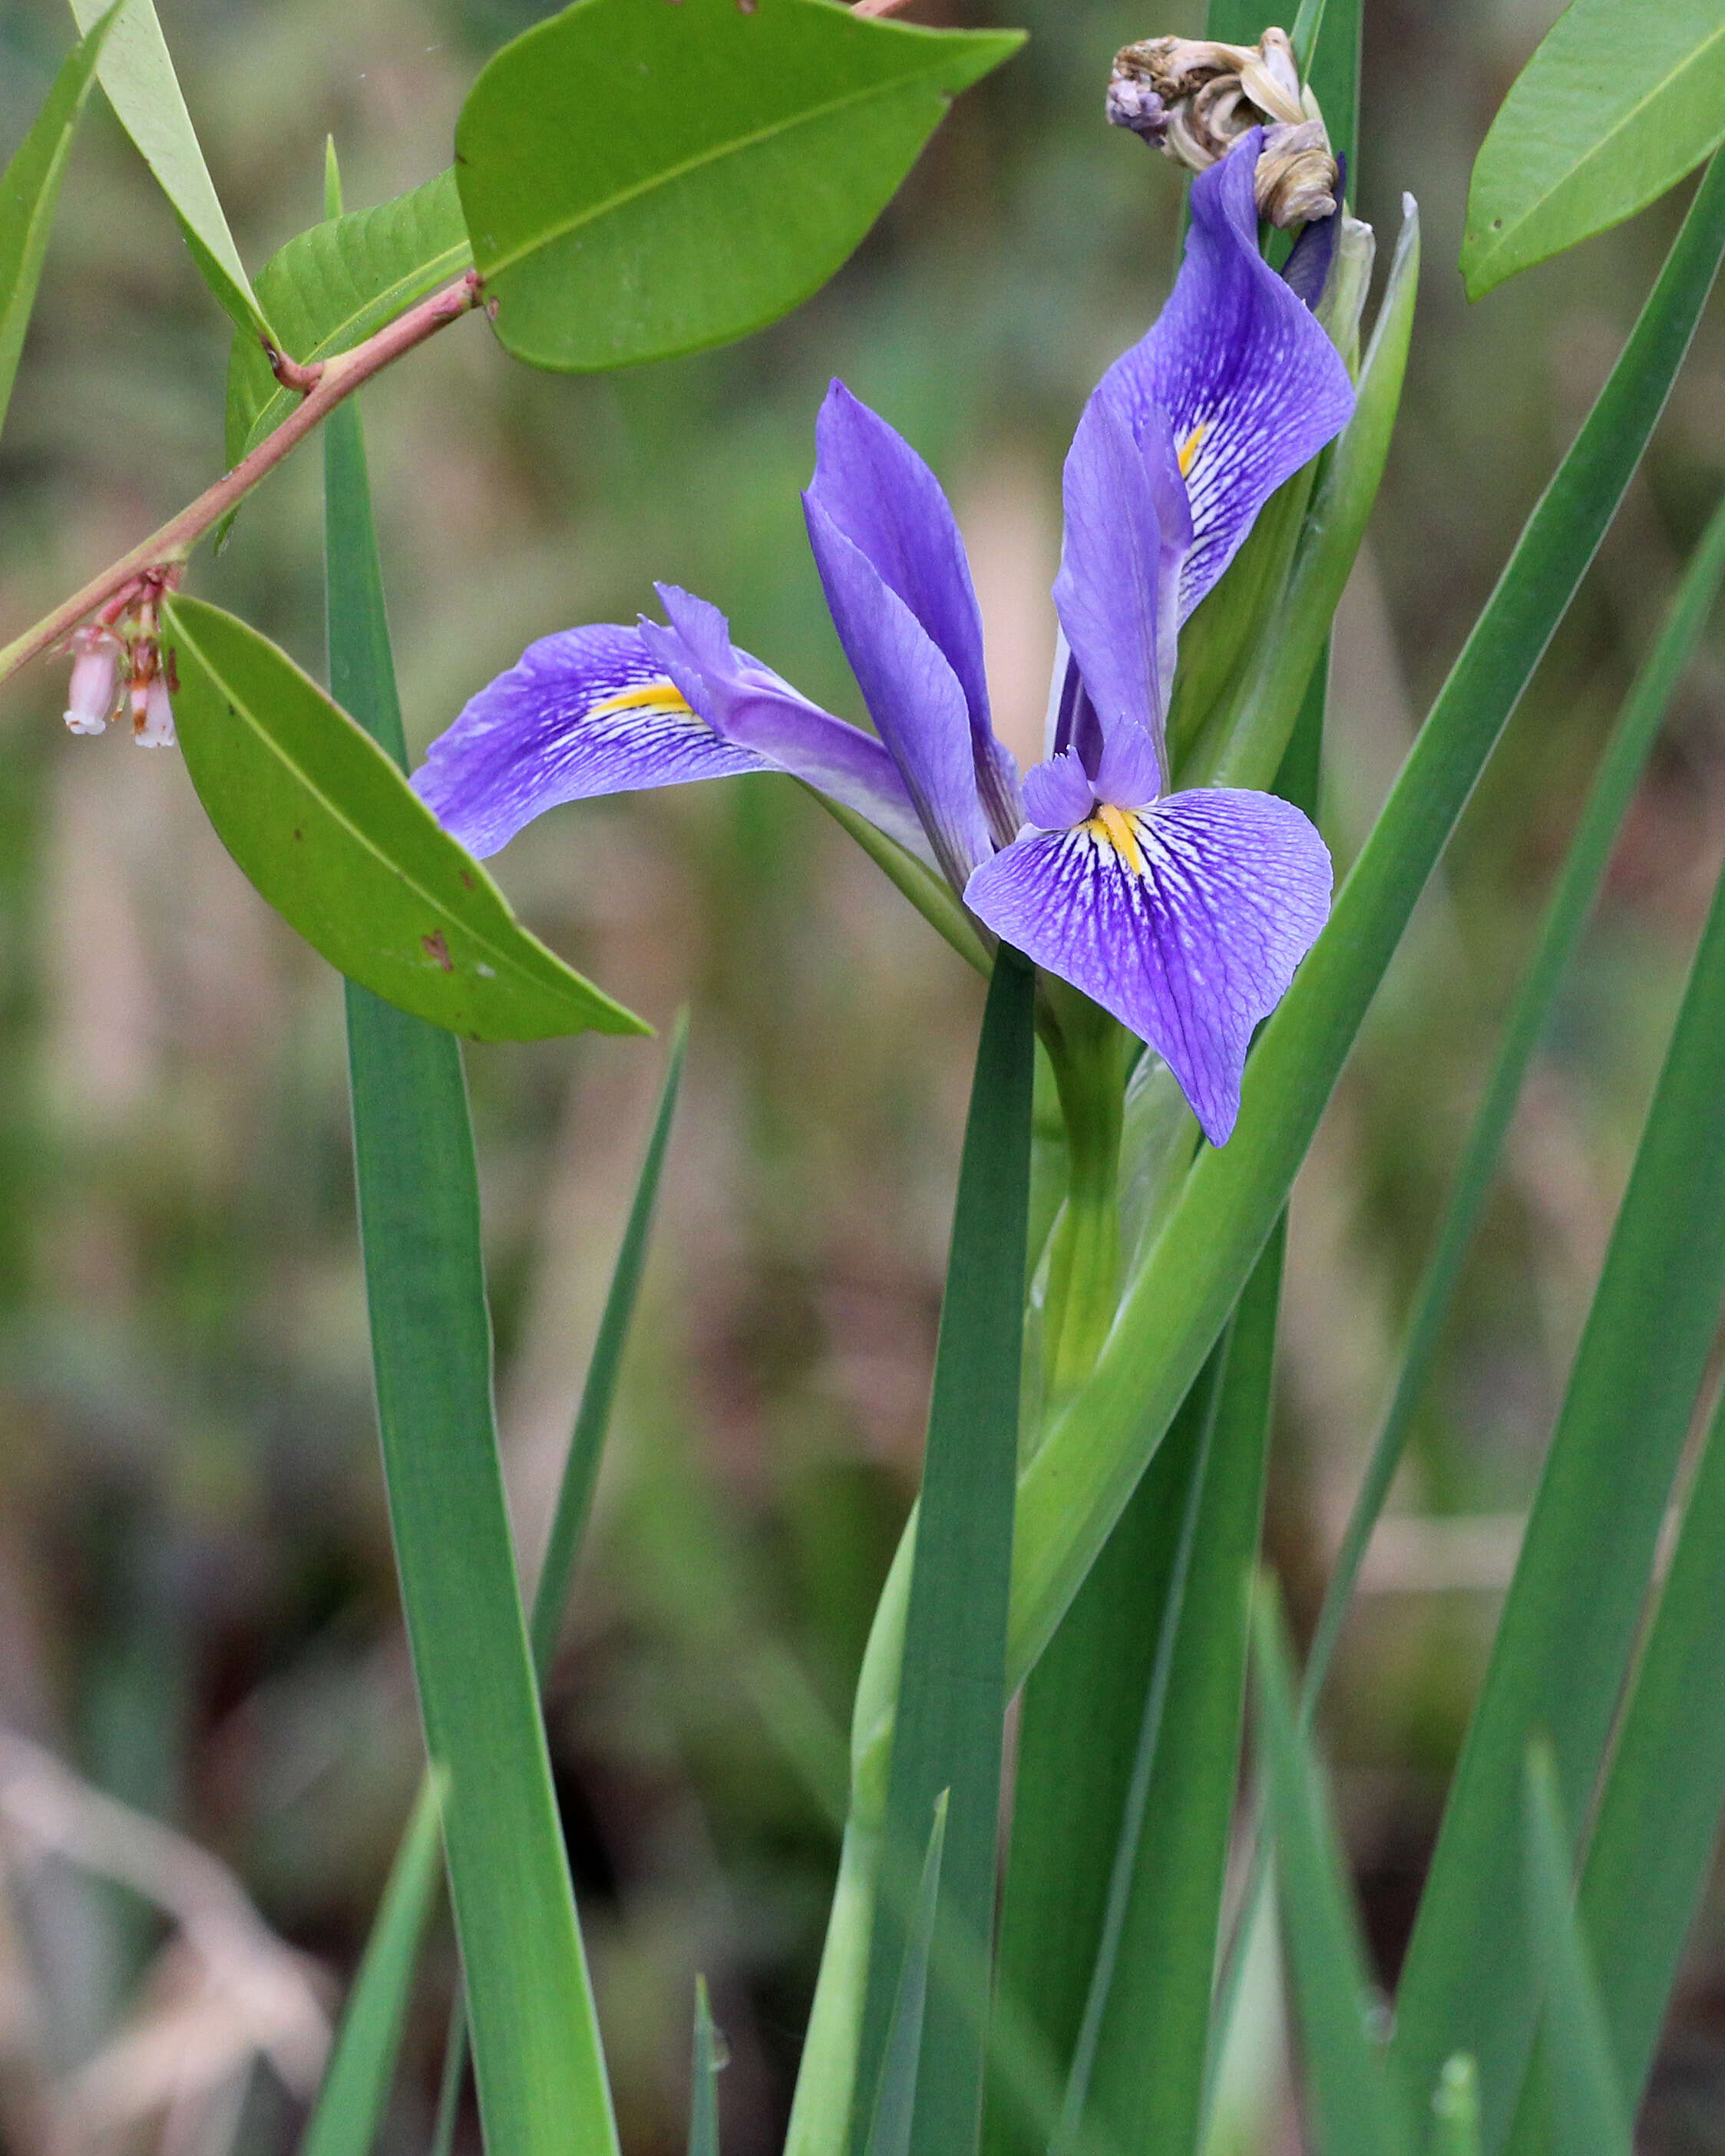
[411,624,765,858]
[967,784,1332,1144]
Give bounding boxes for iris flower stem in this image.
[0,271,484,688]
[1040,995,1129,1405]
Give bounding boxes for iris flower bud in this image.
[63,626,120,736]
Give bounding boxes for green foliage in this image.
[225,168,470,470]
[863,1796,948,2156]
[161,594,645,1042]
[856,950,1033,2156]
[65,0,271,339]
[299,1773,448,2156]
[327,394,620,2156]
[1568,1375,1725,2117]
[1305,487,1725,1706]
[1463,0,1725,298]
[530,1012,687,1678]
[454,0,1023,373]
[1519,1750,1633,2156]
[987,1346,1226,2156]
[1072,1238,1281,2156]
[689,1977,724,2156]
[1389,806,1725,2148]
[1252,1586,1414,2156]
[1006,149,1725,1697]
[0,5,117,444]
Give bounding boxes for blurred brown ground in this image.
[2,0,1724,2148]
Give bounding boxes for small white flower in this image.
[63,626,120,736]
[134,673,176,748]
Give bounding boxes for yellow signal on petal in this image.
[1087,802,1149,877]
[1178,421,1208,478]
[587,680,694,722]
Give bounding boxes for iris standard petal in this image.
[805,493,996,891]
[643,587,936,866]
[810,382,1023,845]
[412,623,767,857]
[965,786,1332,1144]
[1053,388,1189,769]
[1102,129,1355,621]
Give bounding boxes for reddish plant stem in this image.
[852,0,917,15]
[0,270,484,688]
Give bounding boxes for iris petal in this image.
[412,623,765,857]
[643,586,935,866]
[1100,128,1355,622]
[1054,390,1189,767]
[805,494,996,891]
[809,382,1023,847]
[965,786,1332,1144]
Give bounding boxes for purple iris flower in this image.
[414,132,1351,1144]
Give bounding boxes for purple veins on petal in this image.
[805,490,997,893]
[642,586,935,866]
[1054,387,1189,768]
[808,381,1023,848]
[411,623,766,858]
[966,785,1333,1146]
[1099,127,1355,622]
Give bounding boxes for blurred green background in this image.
[1,0,1723,2148]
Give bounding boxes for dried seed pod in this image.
[1107,23,1340,229]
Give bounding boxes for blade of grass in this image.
[327,365,619,2155]
[0,5,121,444]
[1520,1748,1633,2156]
[1307,487,1725,1709]
[1211,484,1725,2128]
[863,1797,949,2156]
[1433,2060,1483,2156]
[689,1976,723,2156]
[530,1012,686,1676]
[432,1012,689,2127]
[299,1772,446,2156]
[1515,1355,1725,2132]
[1387,825,1725,2145]
[1252,1585,1414,2156]
[1070,1228,1283,2156]
[871,1794,948,2156]
[853,951,1036,2156]
[984,1345,1226,2156]
[1008,149,1725,1701]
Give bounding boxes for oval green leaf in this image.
[1462,0,1725,299]
[1,4,121,443]
[225,168,471,470]
[67,0,273,341]
[454,0,1023,373]
[161,594,646,1042]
